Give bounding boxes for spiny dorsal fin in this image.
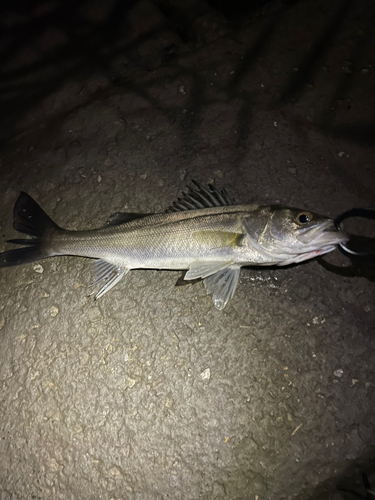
[166,180,236,213]
[104,212,151,227]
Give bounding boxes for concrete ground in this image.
[0,0,374,499]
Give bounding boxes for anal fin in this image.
[203,265,240,310]
[90,259,129,299]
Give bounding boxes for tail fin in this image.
[13,191,60,236]
[0,192,60,268]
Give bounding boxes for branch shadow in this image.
[278,0,353,104]
[1,0,374,164]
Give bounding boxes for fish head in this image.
[244,206,349,265]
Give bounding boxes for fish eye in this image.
[296,212,312,224]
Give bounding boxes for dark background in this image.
[0,1,374,499]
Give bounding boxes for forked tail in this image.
[0,192,60,268]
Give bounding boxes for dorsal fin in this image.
[166,180,236,213]
[104,212,150,227]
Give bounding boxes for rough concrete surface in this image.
[0,0,374,499]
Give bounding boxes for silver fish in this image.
[0,182,348,310]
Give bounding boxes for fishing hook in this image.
[334,208,375,258]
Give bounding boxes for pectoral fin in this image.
[90,259,129,299]
[203,265,241,310]
[184,260,234,280]
[175,272,202,287]
[192,230,244,248]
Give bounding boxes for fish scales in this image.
[0,184,348,309]
[52,209,255,270]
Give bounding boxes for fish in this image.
[0,181,349,310]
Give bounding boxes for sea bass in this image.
[0,182,348,310]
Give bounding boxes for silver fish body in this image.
[0,184,349,309]
[54,206,270,268]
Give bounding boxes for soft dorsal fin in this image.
[104,212,151,226]
[166,180,236,213]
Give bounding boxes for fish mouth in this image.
[296,220,349,248]
[281,221,349,265]
[246,219,350,266]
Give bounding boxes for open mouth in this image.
[247,219,350,267]
[297,220,349,247]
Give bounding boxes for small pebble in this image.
[338,151,346,157]
[33,264,44,273]
[126,377,136,388]
[109,467,121,476]
[179,85,186,94]
[97,175,102,183]
[200,368,211,381]
[50,306,59,317]
[334,368,344,378]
